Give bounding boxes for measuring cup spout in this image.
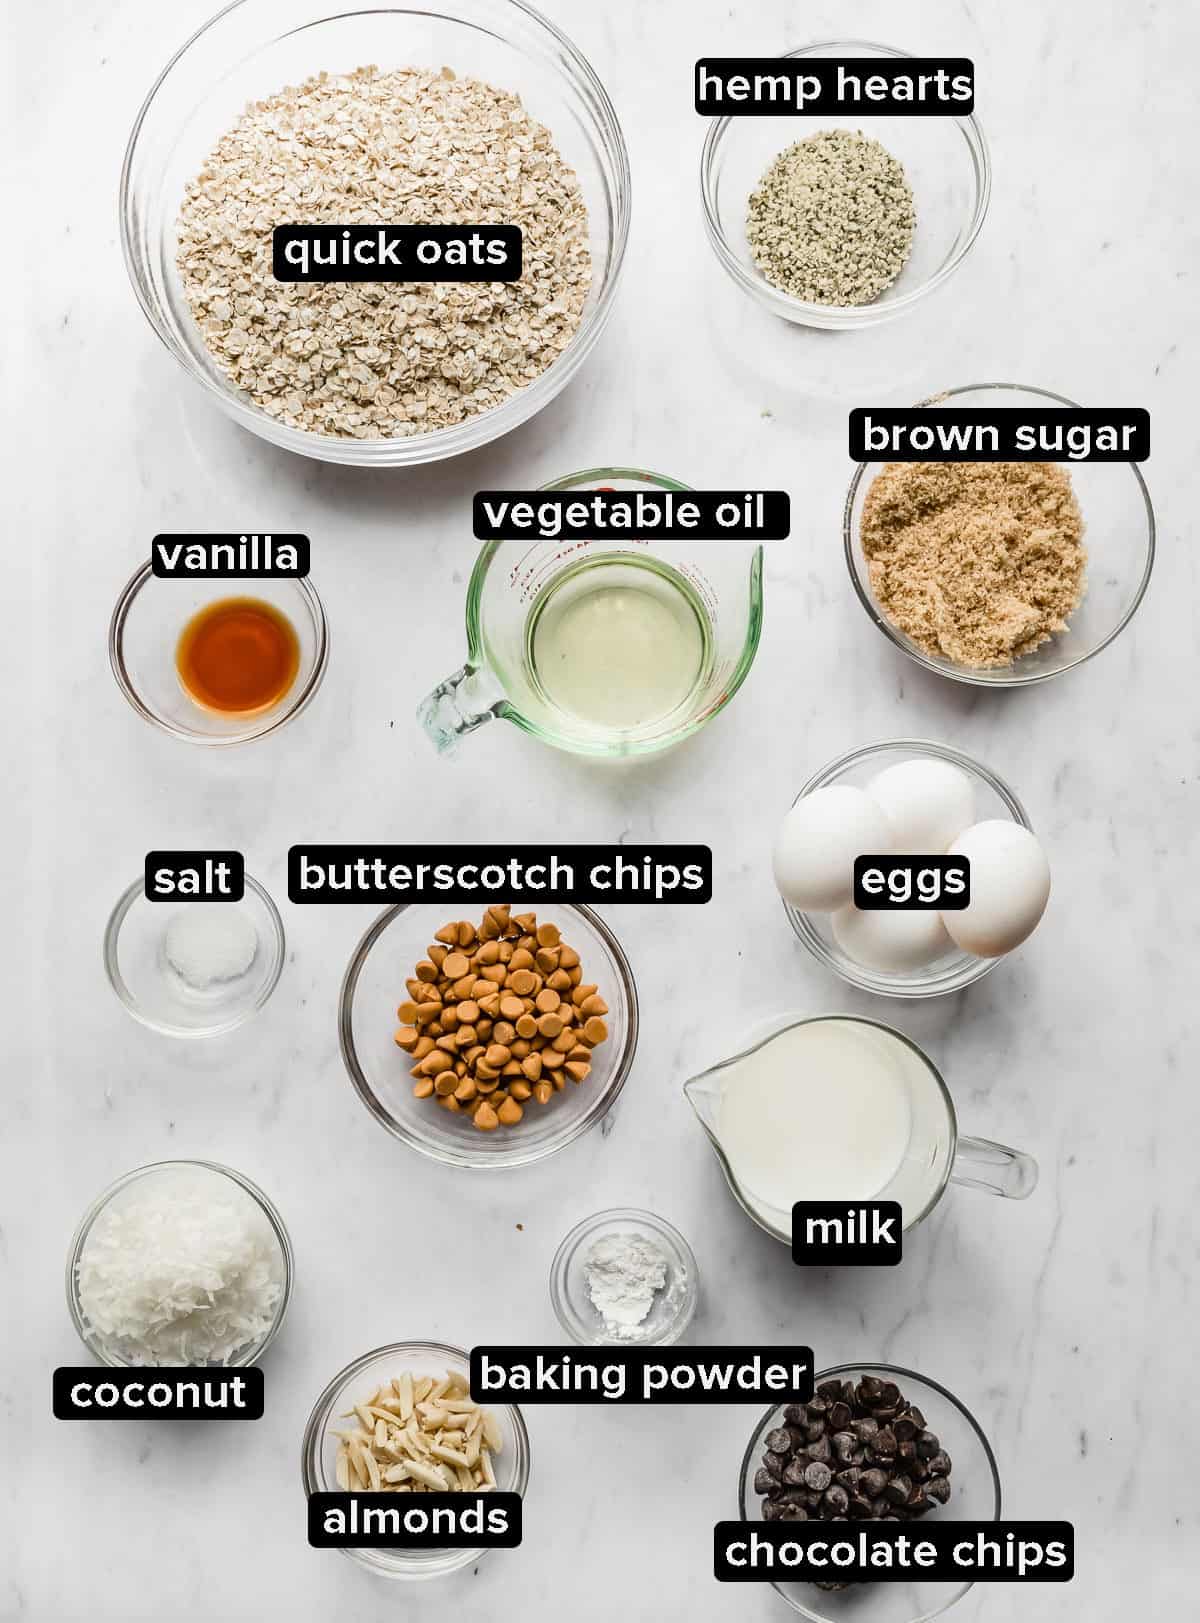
[950,1134,1039,1200]
[682,1072,722,1139]
[417,663,507,755]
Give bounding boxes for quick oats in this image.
[176,65,591,440]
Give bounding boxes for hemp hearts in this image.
[747,129,915,306]
[176,66,591,440]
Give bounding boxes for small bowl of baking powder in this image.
[549,1208,698,1347]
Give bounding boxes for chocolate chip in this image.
[823,1485,849,1515]
[759,1451,783,1481]
[926,1476,951,1504]
[884,1475,911,1506]
[806,1436,832,1464]
[856,1377,883,1407]
[762,1500,782,1521]
[765,1428,792,1455]
[894,1416,916,1442]
[783,1404,806,1426]
[804,1421,826,1443]
[915,1430,941,1460]
[816,1380,843,1401]
[848,1494,873,1519]
[783,1458,809,1486]
[779,1504,808,1521]
[928,1451,952,1477]
[835,1466,860,1489]
[851,1417,879,1443]
[753,1468,777,1494]
[828,1402,852,1430]
[907,1407,926,1430]
[874,1427,897,1458]
[803,1462,833,1492]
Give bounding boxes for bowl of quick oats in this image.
[844,383,1156,686]
[700,40,990,329]
[121,0,630,465]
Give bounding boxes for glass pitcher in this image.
[418,468,764,758]
[683,1015,1038,1245]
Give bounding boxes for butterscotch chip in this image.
[536,922,560,947]
[565,1060,590,1083]
[533,1081,553,1104]
[412,1078,434,1099]
[497,1099,524,1125]
[442,951,470,980]
[521,1053,543,1082]
[394,1025,418,1051]
[508,969,536,996]
[473,1102,500,1131]
[535,988,560,1013]
[398,1001,420,1025]
[516,1014,538,1039]
[583,1017,608,1045]
[499,993,525,1020]
[537,1012,563,1039]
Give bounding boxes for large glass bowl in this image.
[846,383,1155,684]
[782,740,1034,998]
[738,1362,1002,1621]
[701,41,989,330]
[301,1340,530,1580]
[338,900,638,1168]
[120,0,631,466]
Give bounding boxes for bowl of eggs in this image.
[774,739,1051,997]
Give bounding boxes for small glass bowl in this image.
[846,383,1156,685]
[67,1159,294,1367]
[739,1362,1001,1621]
[549,1207,698,1346]
[104,871,286,1036]
[110,563,329,745]
[701,40,990,330]
[301,1340,530,1580]
[339,901,638,1169]
[120,0,631,467]
[782,740,1032,998]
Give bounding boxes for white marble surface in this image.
[8,0,1200,1617]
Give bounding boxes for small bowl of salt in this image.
[104,871,285,1038]
[549,1208,698,1347]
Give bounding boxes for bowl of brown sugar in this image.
[844,383,1155,686]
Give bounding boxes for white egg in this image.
[866,757,976,854]
[943,820,1051,957]
[832,904,952,973]
[772,786,893,912]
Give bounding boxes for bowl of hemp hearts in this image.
[845,383,1156,686]
[700,40,990,329]
[120,0,630,465]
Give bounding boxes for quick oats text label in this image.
[272,225,522,282]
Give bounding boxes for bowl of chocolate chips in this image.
[738,1364,1001,1621]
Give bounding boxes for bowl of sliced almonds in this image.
[301,1340,530,1580]
[339,900,639,1170]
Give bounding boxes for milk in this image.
[716,1019,914,1224]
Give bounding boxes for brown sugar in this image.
[859,462,1087,668]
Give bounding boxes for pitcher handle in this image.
[950,1134,1039,1200]
[417,663,507,755]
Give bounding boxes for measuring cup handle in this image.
[417,663,507,754]
[950,1134,1039,1200]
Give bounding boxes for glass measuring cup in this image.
[418,468,764,757]
[683,1015,1037,1245]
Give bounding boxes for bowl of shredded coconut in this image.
[67,1160,293,1368]
[120,0,630,465]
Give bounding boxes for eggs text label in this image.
[853,856,969,910]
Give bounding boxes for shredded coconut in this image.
[584,1233,669,1338]
[76,1166,285,1366]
